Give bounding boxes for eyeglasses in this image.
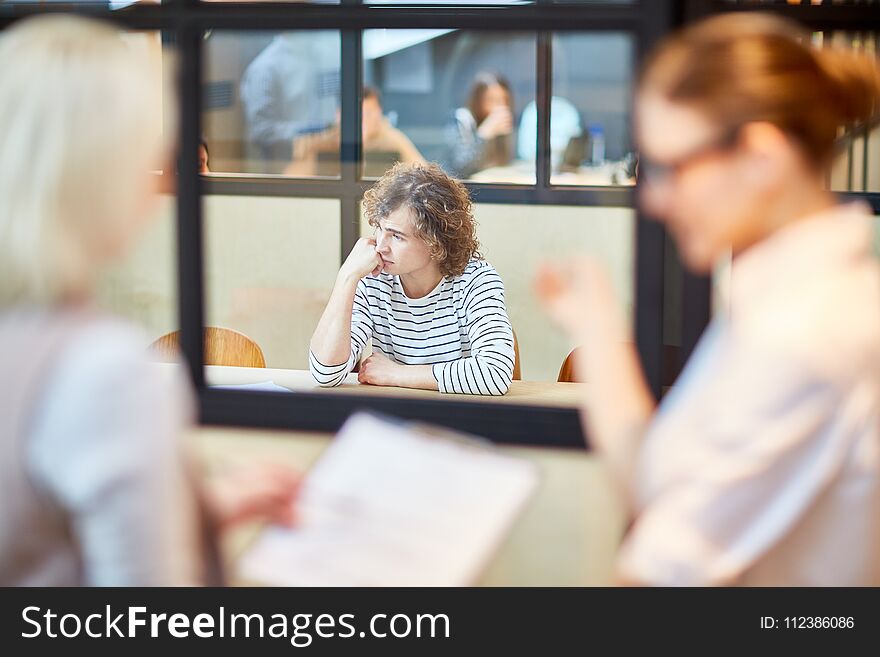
[637,126,742,187]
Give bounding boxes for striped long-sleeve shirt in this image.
[309,260,516,395]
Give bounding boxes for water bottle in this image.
[589,123,605,164]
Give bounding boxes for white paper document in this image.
[239,412,539,586]
[210,381,293,393]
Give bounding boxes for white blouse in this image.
[617,203,880,586]
[26,319,205,585]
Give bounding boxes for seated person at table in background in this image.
[443,72,515,179]
[309,162,515,395]
[199,138,210,174]
[0,16,298,586]
[286,87,425,177]
[537,13,880,585]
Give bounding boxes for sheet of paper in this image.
[239,412,539,586]
[210,381,293,393]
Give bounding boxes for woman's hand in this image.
[535,257,655,481]
[340,237,383,282]
[535,257,621,343]
[477,106,514,140]
[358,351,404,387]
[208,462,301,530]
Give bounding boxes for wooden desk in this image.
[205,365,590,409]
[193,425,627,586]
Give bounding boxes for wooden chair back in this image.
[557,347,584,383]
[512,328,522,381]
[150,326,266,368]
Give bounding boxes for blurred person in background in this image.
[359,86,425,170]
[0,15,298,586]
[286,86,425,177]
[444,72,515,179]
[199,138,210,174]
[537,13,880,585]
[239,31,340,173]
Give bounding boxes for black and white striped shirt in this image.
[309,260,515,395]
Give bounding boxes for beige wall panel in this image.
[204,196,341,370]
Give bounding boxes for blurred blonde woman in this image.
[538,13,880,585]
[0,16,297,586]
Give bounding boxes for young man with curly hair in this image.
[309,162,515,395]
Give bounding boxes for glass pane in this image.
[203,197,342,374]
[203,30,341,176]
[203,195,633,393]
[363,29,536,183]
[550,32,636,186]
[821,31,880,194]
[357,202,634,382]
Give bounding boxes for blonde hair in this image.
[639,13,880,166]
[0,15,176,307]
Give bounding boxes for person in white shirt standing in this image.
[310,162,516,395]
[239,32,341,173]
[536,13,880,585]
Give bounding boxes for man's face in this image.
[198,144,210,174]
[362,96,383,141]
[373,206,434,277]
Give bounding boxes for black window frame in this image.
[184,2,667,449]
[3,0,875,448]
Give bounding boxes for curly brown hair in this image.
[362,162,483,278]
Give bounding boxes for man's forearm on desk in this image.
[357,354,439,391]
[393,364,439,391]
